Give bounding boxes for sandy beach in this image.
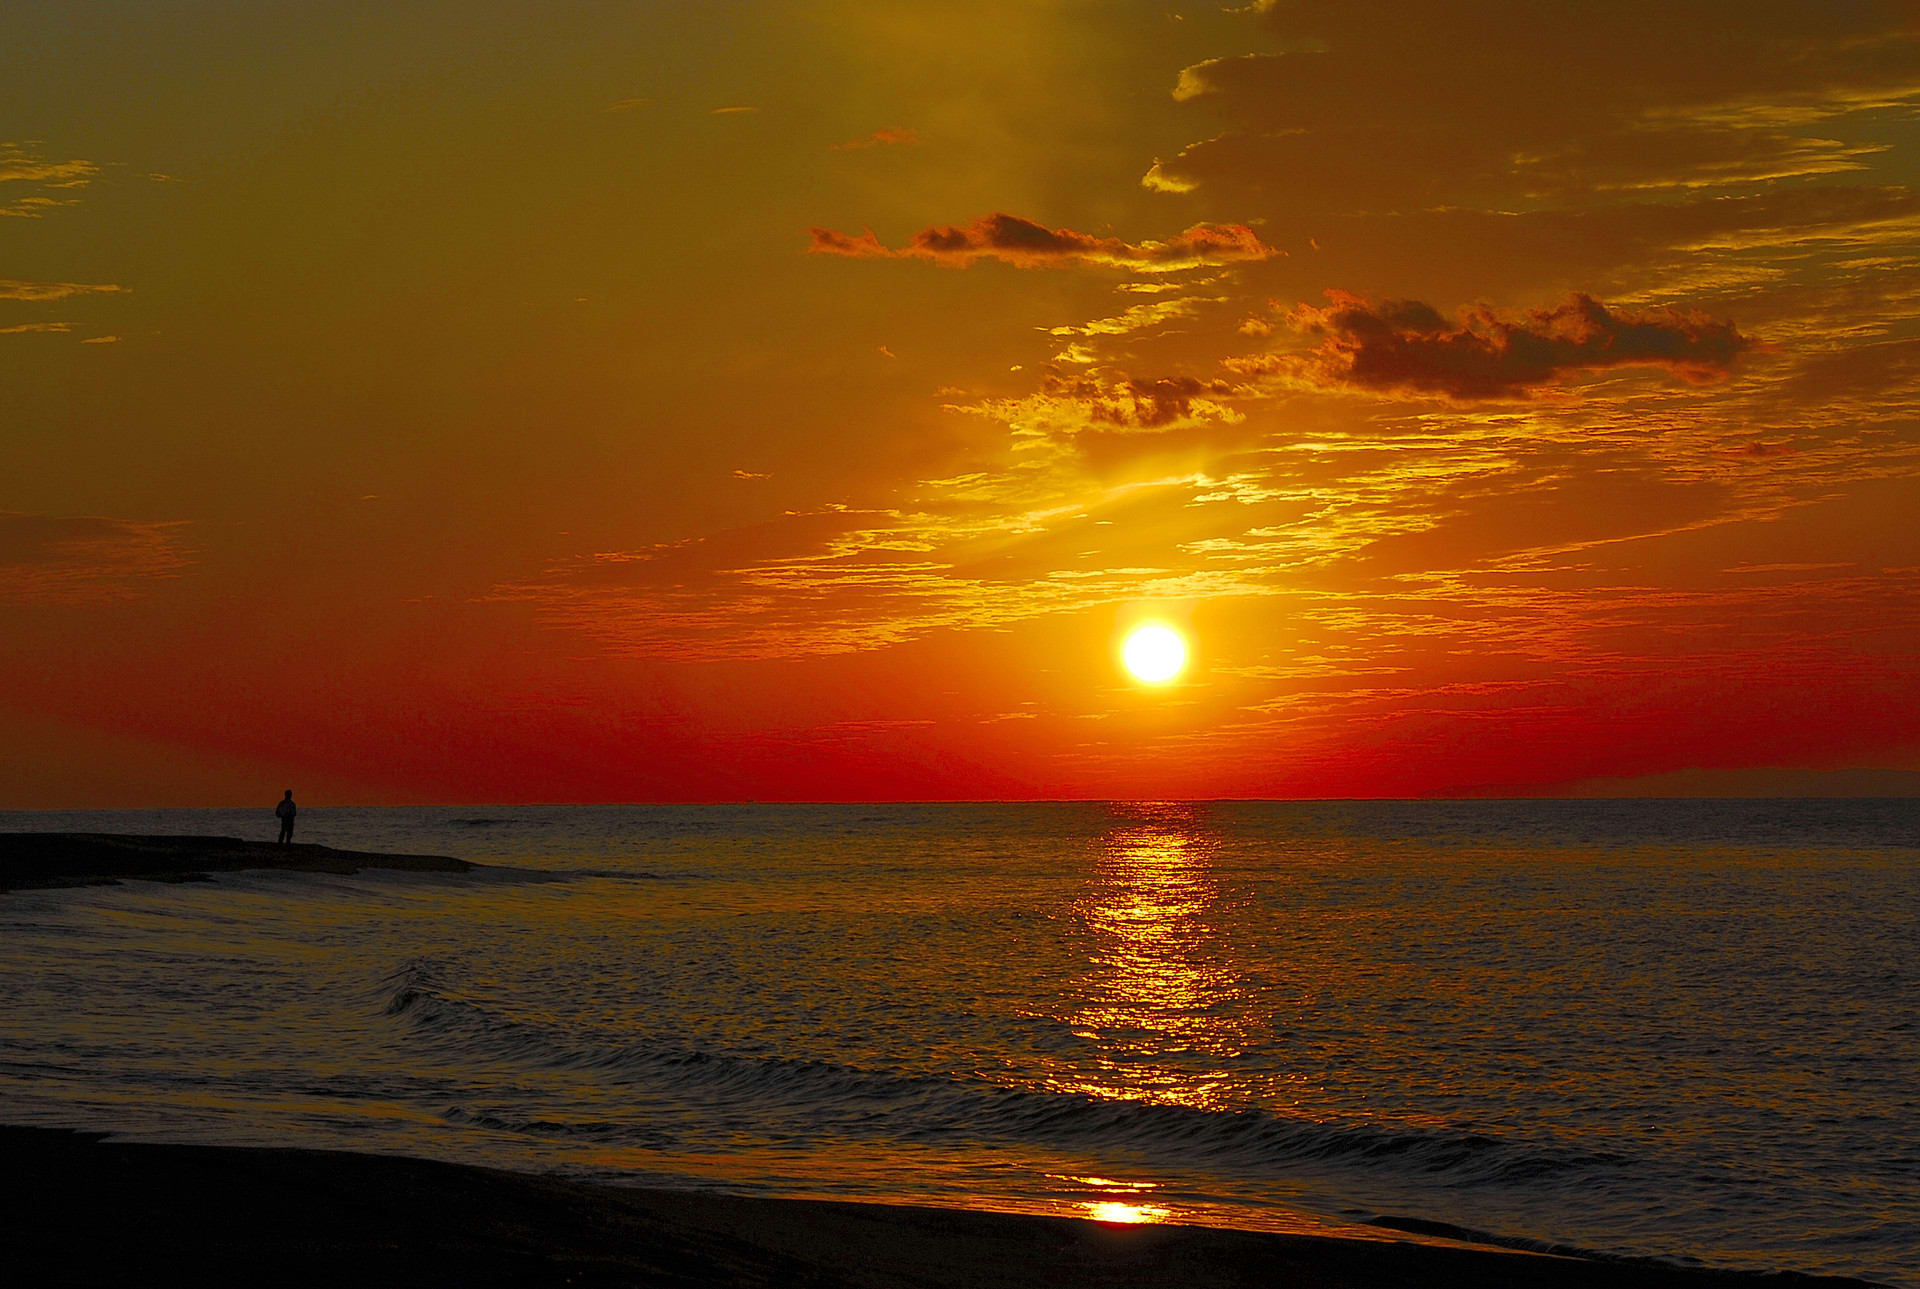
[2,1126,1878,1289]
[0,831,471,892]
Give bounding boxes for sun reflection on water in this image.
[1085,1200,1170,1224]
[1050,1173,1171,1226]
[1058,802,1255,1112]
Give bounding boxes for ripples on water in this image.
[1,800,1916,1284]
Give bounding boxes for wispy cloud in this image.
[0,279,126,302]
[0,142,100,218]
[1148,5,1920,210]
[1047,296,1210,338]
[0,513,192,603]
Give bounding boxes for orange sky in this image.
[4,2,1919,806]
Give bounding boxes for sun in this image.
[1121,623,1188,685]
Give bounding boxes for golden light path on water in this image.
[1054,803,1262,1226]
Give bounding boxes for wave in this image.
[439,1106,677,1147]
[1357,1214,1891,1287]
[379,961,1631,1192]
[439,865,671,886]
[1366,1213,1616,1260]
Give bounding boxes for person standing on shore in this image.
[275,790,297,844]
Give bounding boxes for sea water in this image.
[1,801,1914,1284]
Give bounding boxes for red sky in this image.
[4,2,1919,805]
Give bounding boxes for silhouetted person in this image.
[275,790,297,844]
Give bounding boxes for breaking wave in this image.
[381,961,1630,1192]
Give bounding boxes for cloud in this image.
[493,487,1255,662]
[1030,373,1243,431]
[0,146,98,185]
[0,279,126,302]
[1241,291,1753,401]
[0,142,100,218]
[527,5,1919,748]
[0,513,191,603]
[832,127,920,150]
[1047,297,1209,338]
[1144,122,1893,209]
[493,370,1920,688]
[1510,125,1884,195]
[807,213,1274,273]
[1146,6,1920,209]
[1311,185,1920,300]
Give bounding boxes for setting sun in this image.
[1121,624,1189,685]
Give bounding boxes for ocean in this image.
[1,801,1914,1284]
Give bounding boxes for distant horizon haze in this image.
[5,763,1920,814]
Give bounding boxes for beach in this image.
[2,805,1913,1286]
[3,1125,1877,1288]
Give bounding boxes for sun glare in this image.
[1121,623,1188,685]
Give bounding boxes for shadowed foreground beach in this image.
[0,1127,1878,1289]
[0,832,471,892]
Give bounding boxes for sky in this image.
[4,1,1919,806]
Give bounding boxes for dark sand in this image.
[0,832,471,892]
[1,1128,1874,1289]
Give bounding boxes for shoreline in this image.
[1,1126,1878,1288]
[0,831,472,892]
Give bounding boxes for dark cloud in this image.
[807,213,1274,272]
[807,226,892,258]
[1040,373,1241,429]
[1248,291,1752,400]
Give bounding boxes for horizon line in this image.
[3,793,1917,812]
